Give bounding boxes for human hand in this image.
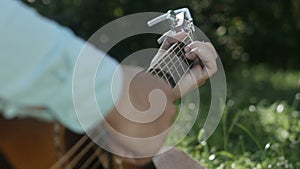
[151,32,218,100]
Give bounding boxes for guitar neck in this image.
[148,33,194,87]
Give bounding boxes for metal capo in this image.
[147,8,195,44]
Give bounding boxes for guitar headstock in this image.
[147,8,195,44]
[146,8,197,87]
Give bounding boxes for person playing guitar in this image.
[0,1,218,168]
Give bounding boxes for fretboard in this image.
[148,34,194,87]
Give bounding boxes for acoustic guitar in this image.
[0,8,205,169]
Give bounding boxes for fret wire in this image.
[151,50,186,86]
[165,52,183,84]
[179,44,189,65]
[148,32,194,85]
[178,33,195,80]
[160,58,174,85]
[159,65,168,84]
[169,47,187,83]
[149,44,188,84]
[152,37,190,75]
[175,31,193,71]
[150,43,185,85]
[148,43,184,85]
[170,55,182,82]
[175,51,187,78]
[175,35,193,74]
[162,56,175,80]
[163,31,193,69]
[152,68,172,87]
[148,40,187,77]
[181,34,193,67]
[148,34,190,75]
[159,71,172,87]
[166,72,176,86]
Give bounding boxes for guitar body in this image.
[0,115,155,169]
[0,115,58,169]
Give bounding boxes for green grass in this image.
[175,65,300,169]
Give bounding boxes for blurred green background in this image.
[23,0,300,168]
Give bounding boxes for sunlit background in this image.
[22,0,300,168]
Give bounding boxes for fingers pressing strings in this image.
[161,32,188,50]
[185,42,218,78]
[149,32,192,71]
[149,34,194,84]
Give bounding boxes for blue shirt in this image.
[0,0,122,133]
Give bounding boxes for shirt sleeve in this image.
[0,0,122,133]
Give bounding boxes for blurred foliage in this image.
[177,66,300,169]
[23,0,300,69]
[21,0,300,168]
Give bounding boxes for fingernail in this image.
[185,52,190,58]
[184,47,190,52]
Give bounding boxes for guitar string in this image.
[50,125,106,169]
[147,37,188,77]
[149,30,193,74]
[158,35,193,78]
[51,31,195,169]
[148,47,189,87]
[148,32,193,85]
[148,33,191,76]
[170,38,198,85]
[155,35,193,86]
[78,148,103,169]
[64,124,115,169]
[64,135,99,168]
[169,50,188,81]
[159,45,192,84]
[51,121,125,169]
[147,40,190,86]
[49,134,89,169]
[148,29,193,75]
